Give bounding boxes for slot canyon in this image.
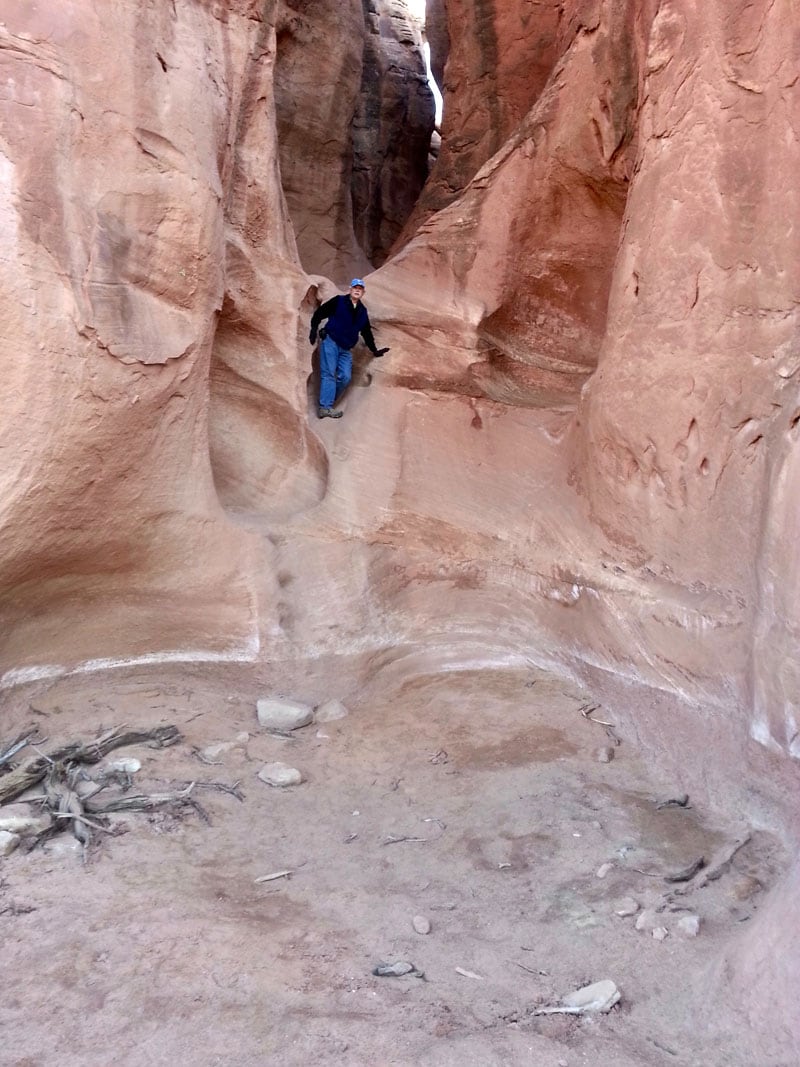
[0,1,798,1064]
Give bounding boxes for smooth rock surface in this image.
[108,758,141,774]
[200,733,250,761]
[257,763,304,788]
[412,914,431,935]
[256,699,314,732]
[562,979,621,1014]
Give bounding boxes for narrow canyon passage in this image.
[0,0,798,1064]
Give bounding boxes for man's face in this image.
[349,285,365,302]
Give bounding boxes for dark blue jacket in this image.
[311,295,378,353]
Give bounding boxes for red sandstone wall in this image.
[0,3,798,1049]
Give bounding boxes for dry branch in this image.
[0,725,181,805]
[675,835,751,894]
[0,729,45,771]
[86,783,196,814]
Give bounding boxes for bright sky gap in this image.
[406,0,444,125]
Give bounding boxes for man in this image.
[309,279,389,419]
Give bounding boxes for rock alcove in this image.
[0,2,798,1064]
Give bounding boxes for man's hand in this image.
[309,327,317,345]
[373,347,390,358]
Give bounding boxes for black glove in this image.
[372,347,390,358]
[309,327,317,345]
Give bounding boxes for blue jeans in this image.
[319,335,352,408]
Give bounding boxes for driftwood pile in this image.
[0,724,239,861]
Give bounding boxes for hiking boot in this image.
[318,406,343,419]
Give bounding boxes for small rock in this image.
[730,875,762,901]
[652,926,669,942]
[596,746,615,763]
[314,699,349,723]
[412,915,431,935]
[0,806,51,836]
[635,908,659,932]
[257,763,304,788]
[0,830,21,857]
[373,960,424,978]
[596,862,613,879]
[200,733,249,761]
[200,744,229,761]
[562,979,621,1013]
[256,698,313,732]
[676,914,701,938]
[109,757,141,774]
[614,897,640,917]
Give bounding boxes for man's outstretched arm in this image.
[360,320,390,358]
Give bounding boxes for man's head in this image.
[349,278,365,301]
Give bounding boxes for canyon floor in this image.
[0,661,786,1067]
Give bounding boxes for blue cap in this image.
[349,278,365,288]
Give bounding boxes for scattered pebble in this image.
[596,862,613,879]
[256,698,313,731]
[635,908,659,932]
[199,734,249,761]
[0,807,51,836]
[0,830,20,857]
[455,967,484,980]
[314,699,350,723]
[373,961,424,978]
[563,979,620,1013]
[676,914,701,938]
[652,926,669,942]
[412,915,431,935]
[596,746,615,763]
[534,979,620,1016]
[257,763,304,787]
[109,757,142,774]
[614,897,640,917]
